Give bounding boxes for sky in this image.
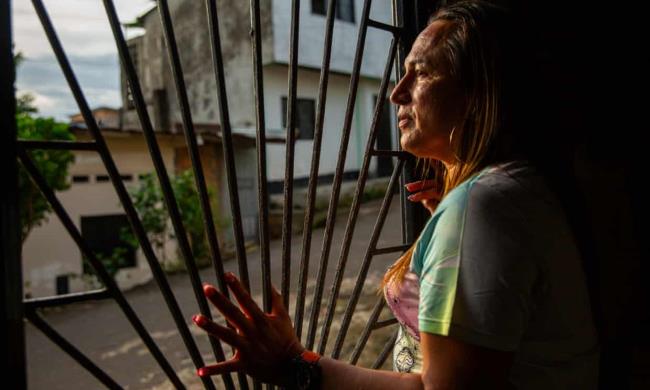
[13,0,155,121]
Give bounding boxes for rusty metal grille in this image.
[3,0,438,388]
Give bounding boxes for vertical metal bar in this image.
[393,0,434,245]
[157,1,240,387]
[30,1,210,387]
[305,0,374,351]
[316,37,399,354]
[162,0,252,294]
[203,1,253,388]
[281,0,300,316]
[25,310,122,390]
[249,1,271,387]
[17,149,184,388]
[249,0,272,316]
[0,2,25,387]
[371,328,398,369]
[330,159,405,359]
[105,1,235,388]
[294,0,337,340]
[348,297,387,365]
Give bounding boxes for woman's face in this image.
[390,20,466,165]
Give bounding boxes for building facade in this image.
[22,0,398,298]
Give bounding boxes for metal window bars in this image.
[5,0,436,388]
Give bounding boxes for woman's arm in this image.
[319,356,423,390]
[317,332,513,390]
[192,272,513,389]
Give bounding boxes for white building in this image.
[121,0,398,195]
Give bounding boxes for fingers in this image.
[197,358,243,377]
[270,284,287,317]
[224,273,267,326]
[193,314,247,349]
[407,188,442,202]
[405,180,436,192]
[203,284,254,335]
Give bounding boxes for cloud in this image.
[13,0,154,120]
[16,53,122,120]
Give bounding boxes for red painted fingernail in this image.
[197,367,207,377]
[225,272,235,282]
[193,314,208,327]
[203,284,217,297]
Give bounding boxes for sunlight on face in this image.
[389,20,466,165]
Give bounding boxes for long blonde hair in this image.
[379,1,521,294]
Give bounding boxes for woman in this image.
[192,1,599,388]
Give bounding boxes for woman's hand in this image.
[192,272,305,386]
[406,180,442,215]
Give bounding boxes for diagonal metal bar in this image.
[348,297,387,365]
[373,317,398,330]
[330,158,405,359]
[26,309,122,389]
[305,0,374,351]
[370,149,409,159]
[17,149,184,388]
[203,1,255,388]
[367,19,403,35]
[249,0,272,316]
[105,1,234,388]
[280,0,300,316]
[317,36,399,354]
[371,243,412,256]
[371,328,398,369]
[158,1,252,295]
[248,1,272,388]
[18,140,98,151]
[24,289,111,310]
[294,0,337,340]
[30,1,209,387]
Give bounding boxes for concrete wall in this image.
[271,0,394,78]
[122,0,273,131]
[263,64,396,183]
[22,132,183,298]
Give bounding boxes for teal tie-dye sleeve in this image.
[416,171,538,351]
[415,182,471,336]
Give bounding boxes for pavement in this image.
[26,196,406,389]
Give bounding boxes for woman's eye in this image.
[415,70,427,78]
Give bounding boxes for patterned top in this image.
[383,160,600,389]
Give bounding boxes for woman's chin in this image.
[400,138,426,158]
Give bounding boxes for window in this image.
[96,174,110,182]
[311,0,355,23]
[282,97,316,140]
[312,0,326,15]
[81,214,136,274]
[72,175,89,183]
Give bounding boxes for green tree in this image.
[120,170,229,272]
[16,52,75,243]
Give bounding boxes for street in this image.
[26,197,406,389]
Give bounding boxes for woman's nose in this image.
[390,77,411,106]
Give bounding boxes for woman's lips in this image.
[398,118,412,129]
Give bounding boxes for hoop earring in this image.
[448,127,461,163]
